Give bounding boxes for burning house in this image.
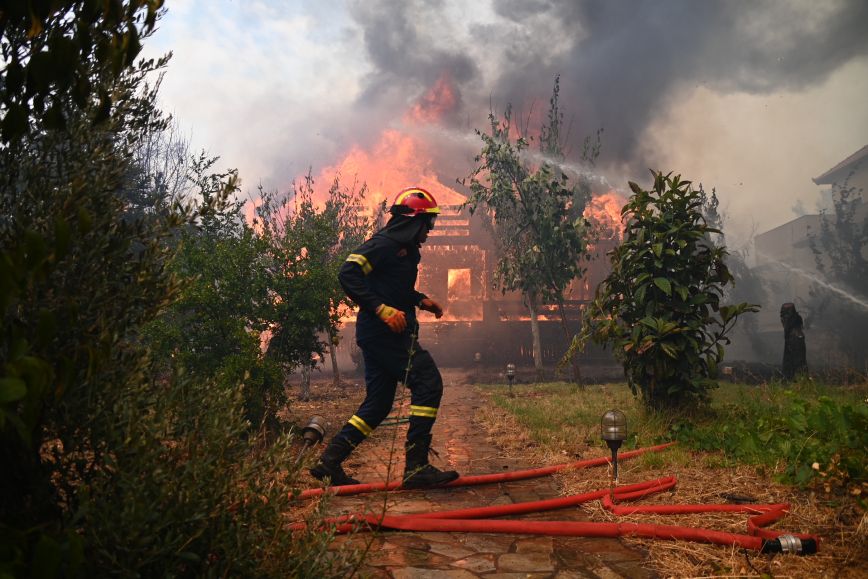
[308,73,625,371]
[332,191,623,371]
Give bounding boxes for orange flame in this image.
[447,268,471,299]
[312,72,467,210]
[584,190,626,240]
[314,129,465,210]
[405,72,459,125]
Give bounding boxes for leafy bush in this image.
[143,190,285,429]
[672,384,868,489]
[254,174,372,376]
[577,172,758,409]
[1,4,360,576]
[76,367,362,576]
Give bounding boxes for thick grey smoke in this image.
[348,0,868,170]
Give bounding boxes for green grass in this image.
[477,378,868,488]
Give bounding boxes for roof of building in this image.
[812,144,868,185]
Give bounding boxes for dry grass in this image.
[475,386,868,578]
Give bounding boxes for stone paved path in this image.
[322,371,656,578]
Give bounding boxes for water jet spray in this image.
[757,252,868,312]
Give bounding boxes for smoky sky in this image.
[348,0,868,170]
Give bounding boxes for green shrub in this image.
[672,385,867,488]
[1,3,358,576]
[577,172,758,410]
[481,380,866,491]
[76,367,361,577]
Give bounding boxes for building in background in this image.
[337,195,620,372]
[752,144,867,370]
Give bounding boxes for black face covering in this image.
[378,213,433,247]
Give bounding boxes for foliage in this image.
[577,172,759,409]
[256,174,372,373]
[0,0,165,144]
[1,3,359,576]
[700,187,771,359]
[464,77,595,374]
[672,381,868,490]
[142,159,283,428]
[74,365,362,577]
[807,167,868,369]
[479,379,867,492]
[1,0,178,525]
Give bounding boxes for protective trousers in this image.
[333,331,443,449]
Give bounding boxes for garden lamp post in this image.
[601,409,627,495]
[294,415,327,466]
[506,363,516,398]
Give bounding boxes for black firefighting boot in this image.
[310,437,361,486]
[402,434,459,489]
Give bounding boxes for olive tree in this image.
[256,174,372,397]
[577,172,758,410]
[465,78,595,380]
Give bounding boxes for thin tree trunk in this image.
[301,363,311,401]
[527,291,544,380]
[328,326,341,387]
[556,295,582,385]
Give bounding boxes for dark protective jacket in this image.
[339,214,429,341]
[781,305,807,381]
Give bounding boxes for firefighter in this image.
[310,187,460,489]
[780,302,807,381]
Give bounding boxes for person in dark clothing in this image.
[780,302,807,381]
[310,187,460,489]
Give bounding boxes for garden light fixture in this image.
[294,415,327,465]
[601,409,627,484]
[506,363,516,397]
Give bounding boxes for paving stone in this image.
[458,534,515,554]
[391,568,479,579]
[427,541,476,560]
[381,533,431,550]
[591,566,627,579]
[391,498,438,513]
[416,532,462,544]
[487,494,514,507]
[514,536,554,554]
[570,538,636,557]
[318,372,652,579]
[359,567,392,578]
[450,554,497,574]
[554,570,598,579]
[497,552,554,573]
[553,542,597,569]
[366,546,452,568]
[608,560,656,579]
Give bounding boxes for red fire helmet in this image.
[390,187,441,217]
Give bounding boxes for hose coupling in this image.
[778,534,802,554]
[761,535,818,555]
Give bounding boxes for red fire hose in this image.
[296,442,676,499]
[293,443,819,554]
[295,475,818,553]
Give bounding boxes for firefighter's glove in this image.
[376,304,407,333]
[419,298,444,319]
